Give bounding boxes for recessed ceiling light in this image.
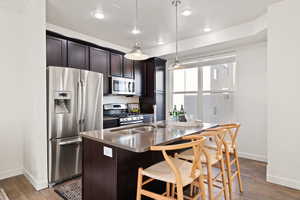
[92,11,104,20]
[181,9,192,16]
[131,28,141,35]
[204,27,212,32]
[157,40,164,45]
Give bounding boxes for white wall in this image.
[267,0,300,190]
[22,0,48,190]
[235,43,267,162]
[0,0,47,190]
[0,1,27,180]
[103,96,139,104]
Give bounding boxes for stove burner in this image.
[103,103,144,125]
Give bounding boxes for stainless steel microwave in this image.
[111,77,135,95]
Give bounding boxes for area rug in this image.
[54,179,81,200]
[0,188,9,200]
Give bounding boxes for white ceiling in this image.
[46,0,280,50]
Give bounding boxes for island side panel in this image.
[116,148,165,200]
[82,138,117,200]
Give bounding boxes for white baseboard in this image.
[23,169,48,191]
[267,175,300,190]
[238,152,267,163]
[0,168,23,180]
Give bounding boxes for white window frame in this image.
[168,54,237,121]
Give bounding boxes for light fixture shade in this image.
[168,60,185,70]
[125,44,149,61]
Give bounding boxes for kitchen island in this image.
[80,122,216,200]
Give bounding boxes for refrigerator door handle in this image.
[81,81,87,125]
[77,81,82,131]
[58,138,82,146]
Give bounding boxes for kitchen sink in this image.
[133,125,156,132]
[113,129,142,135]
[109,124,159,134]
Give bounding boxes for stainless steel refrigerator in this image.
[47,66,103,185]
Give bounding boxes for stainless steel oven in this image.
[111,77,135,95]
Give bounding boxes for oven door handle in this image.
[120,120,143,126]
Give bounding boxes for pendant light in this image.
[125,0,149,61]
[169,0,185,70]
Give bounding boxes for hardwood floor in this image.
[0,158,300,200]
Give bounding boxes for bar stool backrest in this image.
[219,123,240,149]
[150,137,206,185]
[208,124,240,150]
[200,130,227,161]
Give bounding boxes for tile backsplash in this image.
[103,95,139,104]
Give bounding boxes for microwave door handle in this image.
[128,82,131,93]
[132,82,135,93]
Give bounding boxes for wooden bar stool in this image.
[136,137,207,200]
[175,130,229,200]
[207,124,243,200]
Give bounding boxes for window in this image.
[172,68,198,119]
[170,60,236,123]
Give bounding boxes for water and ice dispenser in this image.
[54,91,72,114]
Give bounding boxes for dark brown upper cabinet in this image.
[90,47,110,95]
[140,58,167,121]
[67,41,89,70]
[144,58,166,96]
[110,53,123,77]
[134,61,145,97]
[155,65,166,93]
[123,58,134,79]
[46,35,67,67]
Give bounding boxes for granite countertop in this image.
[80,121,217,153]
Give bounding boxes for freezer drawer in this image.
[49,137,82,184]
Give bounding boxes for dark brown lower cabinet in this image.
[82,138,165,200]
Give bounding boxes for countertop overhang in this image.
[80,121,217,153]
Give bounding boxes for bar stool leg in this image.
[198,176,206,200]
[220,159,229,200]
[234,149,243,193]
[166,183,170,197]
[207,164,214,200]
[225,151,233,199]
[136,168,143,200]
[171,184,175,198]
[176,183,184,200]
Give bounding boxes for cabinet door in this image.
[155,66,166,92]
[67,41,89,70]
[123,58,134,78]
[156,92,166,121]
[46,36,67,67]
[90,47,110,95]
[110,53,123,77]
[155,58,166,92]
[145,60,155,97]
[134,61,145,96]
